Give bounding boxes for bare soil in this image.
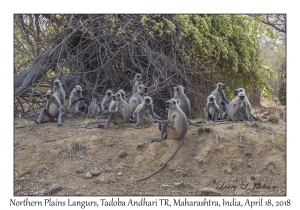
[14,98,286,196]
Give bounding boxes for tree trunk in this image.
[252,86,264,107]
[14,30,80,98]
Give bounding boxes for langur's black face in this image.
[144,87,148,93]
[46,95,51,100]
[137,75,141,79]
[145,98,151,104]
[107,92,112,97]
[121,94,125,99]
[209,97,214,102]
[54,82,59,86]
[112,95,116,101]
[165,101,170,109]
[239,95,245,101]
[223,84,226,90]
[234,90,238,96]
[77,90,81,94]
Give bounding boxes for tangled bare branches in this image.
[13,15,229,118]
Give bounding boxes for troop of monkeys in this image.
[36,73,261,181]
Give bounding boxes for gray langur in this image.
[88,98,100,118]
[204,95,220,121]
[99,89,113,116]
[223,92,252,122]
[36,90,63,126]
[53,78,66,106]
[211,82,229,117]
[234,88,251,111]
[129,84,148,115]
[173,85,203,126]
[118,89,126,101]
[97,92,147,129]
[136,98,188,181]
[132,96,157,124]
[69,85,87,114]
[109,89,126,111]
[132,73,142,94]
[233,88,261,121]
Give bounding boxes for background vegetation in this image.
[14,14,286,118]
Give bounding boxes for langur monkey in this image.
[211,82,229,117]
[234,88,251,111]
[99,89,113,116]
[132,96,157,124]
[69,85,87,114]
[97,92,147,129]
[204,95,220,121]
[223,92,252,122]
[88,98,100,118]
[233,88,261,121]
[136,98,188,181]
[129,84,148,115]
[109,89,126,111]
[53,78,65,106]
[36,90,63,126]
[173,85,203,126]
[132,73,142,94]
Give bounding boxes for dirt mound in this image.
[14,103,286,196]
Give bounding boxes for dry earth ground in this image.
[14,98,286,196]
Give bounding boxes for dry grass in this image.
[66,133,87,159]
[269,113,280,124]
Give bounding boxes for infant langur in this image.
[204,95,220,121]
[36,90,63,126]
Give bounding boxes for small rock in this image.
[76,168,84,173]
[32,191,40,196]
[117,172,123,176]
[173,182,184,187]
[200,187,221,195]
[250,176,256,180]
[39,189,48,195]
[247,164,252,168]
[196,157,203,163]
[105,173,116,184]
[96,173,116,184]
[96,175,106,183]
[75,191,82,196]
[103,166,113,172]
[108,142,114,146]
[218,145,225,150]
[136,144,144,149]
[118,150,127,158]
[85,172,93,178]
[48,184,63,195]
[90,169,101,176]
[245,121,253,126]
[19,177,26,181]
[224,166,232,174]
[227,124,234,129]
